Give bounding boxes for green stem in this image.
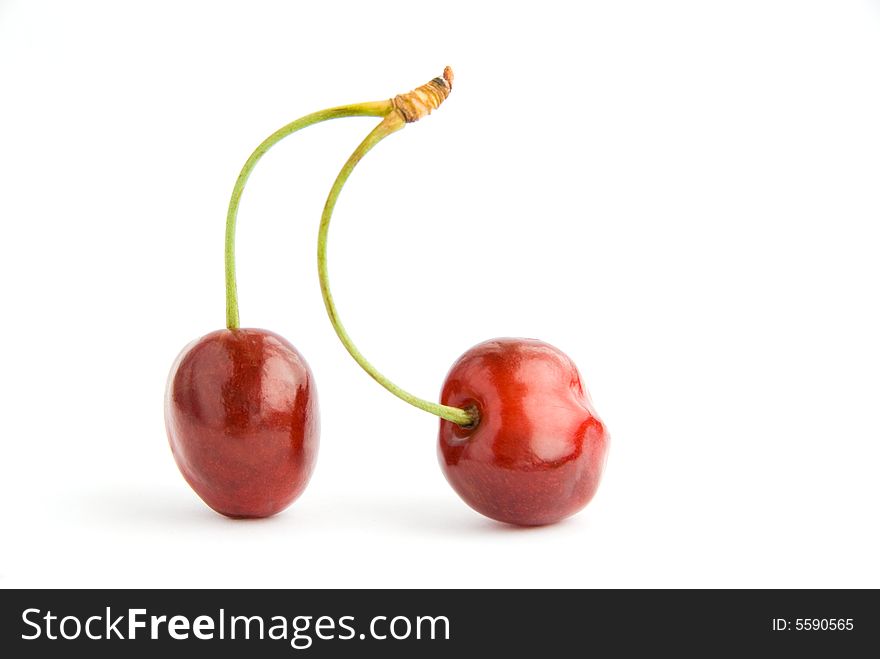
[317,112,475,427]
[225,100,393,329]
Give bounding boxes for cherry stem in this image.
[224,100,392,329]
[317,112,475,427]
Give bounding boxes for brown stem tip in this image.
[392,66,454,123]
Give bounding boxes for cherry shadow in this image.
[306,493,574,536]
[80,486,284,530]
[81,486,577,536]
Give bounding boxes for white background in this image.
[2,0,879,588]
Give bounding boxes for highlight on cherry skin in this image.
[165,329,319,518]
[438,338,608,527]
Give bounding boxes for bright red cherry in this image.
[165,329,319,518]
[438,338,608,526]
[310,71,609,525]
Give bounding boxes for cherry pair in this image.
[165,69,608,526]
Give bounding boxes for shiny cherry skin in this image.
[165,328,319,518]
[438,338,608,526]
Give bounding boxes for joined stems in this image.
[222,68,471,426]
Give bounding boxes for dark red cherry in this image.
[165,328,319,518]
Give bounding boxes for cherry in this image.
[316,68,610,525]
[163,95,387,517]
[438,339,608,526]
[165,329,318,518]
